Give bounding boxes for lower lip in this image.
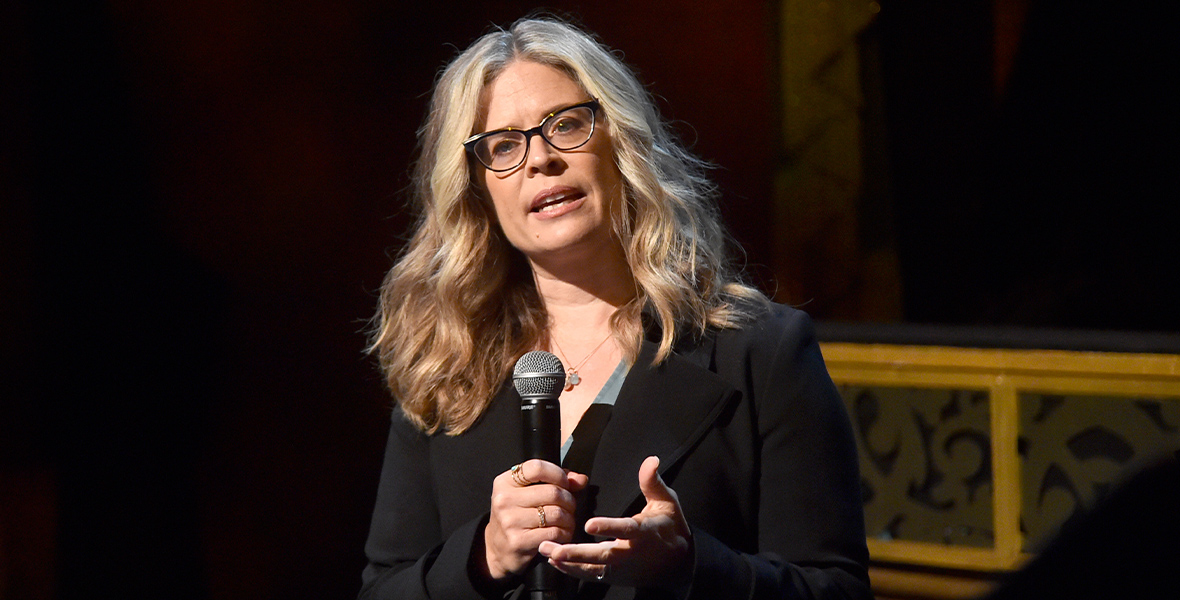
[531,195,586,220]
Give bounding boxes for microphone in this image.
[513,350,566,600]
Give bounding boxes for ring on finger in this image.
[596,564,609,581]
[536,505,547,528]
[510,463,532,487]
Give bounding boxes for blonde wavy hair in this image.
[371,17,768,435]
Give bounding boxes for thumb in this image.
[638,455,676,504]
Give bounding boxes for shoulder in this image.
[713,301,819,357]
[704,302,833,407]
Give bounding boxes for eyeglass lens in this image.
[472,105,595,171]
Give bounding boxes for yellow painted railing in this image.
[820,342,1180,575]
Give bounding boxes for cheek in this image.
[594,154,625,205]
[591,135,623,192]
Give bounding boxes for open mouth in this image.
[531,189,585,213]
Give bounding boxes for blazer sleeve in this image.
[684,308,871,600]
[358,411,502,600]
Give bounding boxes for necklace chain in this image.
[550,332,613,391]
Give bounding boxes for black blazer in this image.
[359,305,871,600]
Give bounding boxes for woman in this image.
[361,17,870,600]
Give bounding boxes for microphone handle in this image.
[522,397,561,462]
[522,397,563,599]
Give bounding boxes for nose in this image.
[526,132,562,174]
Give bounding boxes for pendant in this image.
[565,369,580,391]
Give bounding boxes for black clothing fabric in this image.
[359,304,871,599]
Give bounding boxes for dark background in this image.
[2,0,1175,598]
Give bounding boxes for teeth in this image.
[535,191,576,212]
[538,198,573,212]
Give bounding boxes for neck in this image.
[530,243,633,327]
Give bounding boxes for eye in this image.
[488,136,520,156]
[548,115,583,135]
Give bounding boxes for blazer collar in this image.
[586,333,739,518]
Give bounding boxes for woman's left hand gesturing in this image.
[538,455,693,590]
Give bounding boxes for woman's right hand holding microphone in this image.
[478,459,588,581]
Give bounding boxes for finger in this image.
[491,509,576,560]
[565,469,589,492]
[538,539,621,564]
[491,481,578,516]
[526,504,577,534]
[491,497,579,543]
[583,516,639,538]
[637,455,677,505]
[524,482,580,511]
[505,459,569,488]
[546,558,611,582]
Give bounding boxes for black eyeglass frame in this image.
[462,99,601,172]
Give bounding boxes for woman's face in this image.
[474,60,624,265]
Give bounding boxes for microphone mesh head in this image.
[513,350,566,397]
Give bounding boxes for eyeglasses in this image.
[463,100,600,172]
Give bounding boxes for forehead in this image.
[480,61,586,129]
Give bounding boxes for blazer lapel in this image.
[587,336,739,519]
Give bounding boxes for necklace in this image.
[550,332,613,391]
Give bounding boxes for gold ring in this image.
[510,463,532,487]
[537,506,547,528]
